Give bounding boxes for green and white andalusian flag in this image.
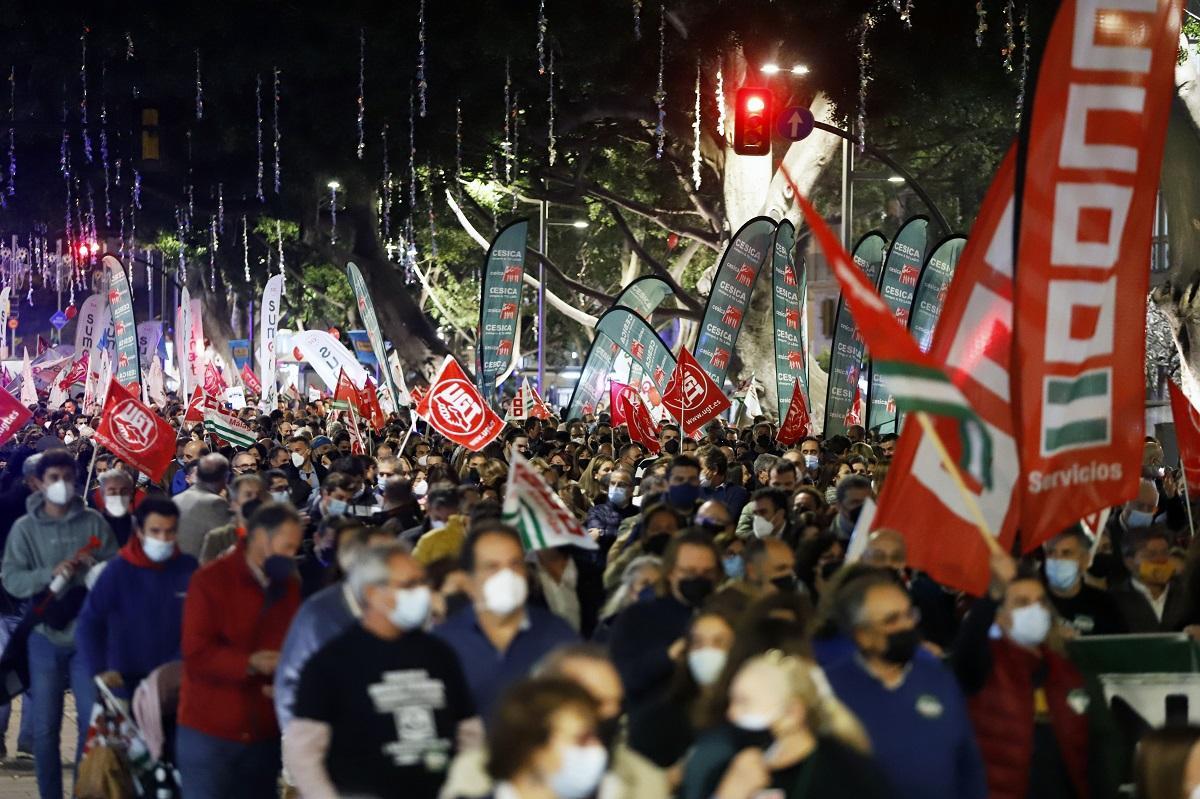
[790,177,993,488]
[502,453,597,552]
[203,408,257,449]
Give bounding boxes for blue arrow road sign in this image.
[777,107,815,141]
[49,310,68,330]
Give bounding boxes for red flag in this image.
[1169,382,1200,492]
[776,382,811,446]
[94,380,176,481]
[36,336,47,356]
[61,353,89,389]
[0,388,32,448]
[334,369,359,407]
[1011,0,1180,547]
[661,347,731,436]
[182,386,206,423]
[203,362,227,396]
[415,357,504,451]
[358,379,387,432]
[241,363,262,395]
[608,382,630,427]
[617,385,660,455]
[529,384,552,420]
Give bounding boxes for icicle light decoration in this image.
[209,215,217,291]
[547,51,556,166]
[356,29,365,159]
[80,31,93,164]
[417,0,427,117]
[503,59,512,184]
[276,219,285,285]
[654,4,666,159]
[255,74,264,201]
[692,63,701,190]
[242,214,250,282]
[7,67,15,198]
[633,0,642,39]
[195,49,204,120]
[1003,0,1015,72]
[125,32,134,60]
[409,88,417,211]
[975,0,988,47]
[176,208,186,284]
[329,181,338,245]
[100,65,110,225]
[1016,1,1030,127]
[715,66,726,138]
[537,0,547,75]
[856,12,878,152]
[381,124,392,240]
[511,90,519,210]
[901,0,914,28]
[272,67,281,194]
[455,100,462,187]
[133,170,141,209]
[217,183,224,234]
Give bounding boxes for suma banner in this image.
[1012,0,1181,548]
[102,255,141,390]
[908,235,967,353]
[693,217,776,386]
[771,220,806,422]
[867,217,929,436]
[823,232,886,438]
[258,274,284,409]
[478,220,529,391]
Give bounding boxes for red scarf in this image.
[119,534,175,570]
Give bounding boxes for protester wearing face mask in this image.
[1106,479,1162,579]
[93,468,137,546]
[862,529,959,649]
[664,454,703,513]
[799,436,822,474]
[433,525,578,720]
[826,569,987,799]
[584,468,638,556]
[175,503,303,799]
[682,652,890,799]
[748,488,792,546]
[735,459,798,538]
[951,552,1114,799]
[830,474,872,542]
[285,545,475,799]
[401,483,461,548]
[1,449,118,799]
[698,446,749,518]
[76,497,196,698]
[274,527,397,731]
[444,645,669,799]
[174,453,235,559]
[609,532,724,707]
[736,537,798,597]
[1110,527,1193,633]
[1039,528,1125,636]
[628,604,739,772]
[287,434,327,493]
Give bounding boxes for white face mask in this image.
[416,454,429,467]
[388,586,431,630]
[547,743,608,799]
[412,479,429,497]
[1007,603,1052,648]
[63,434,76,445]
[481,568,528,616]
[103,495,129,518]
[429,518,447,530]
[44,480,73,506]
[731,709,777,732]
[269,490,291,504]
[290,451,306,469]
[687,647,727,687]
[141,536,175,563]
[803,454,819,470]
[752,514,776,540]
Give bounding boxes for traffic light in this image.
[734,87,772,156]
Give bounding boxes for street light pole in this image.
[538,199,548,395]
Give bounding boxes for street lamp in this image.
[537,206,590,393]
[761,63,809,76]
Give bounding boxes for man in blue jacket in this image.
[76,495,198,695]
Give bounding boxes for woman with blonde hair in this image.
[681,650,892,799]
[577,455,615,504]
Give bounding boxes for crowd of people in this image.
[0,397,1196,798]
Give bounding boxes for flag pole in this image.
[82,438,101,497]
[913,412,1004,557]
[1181,466,1196,538]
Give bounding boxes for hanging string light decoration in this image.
[272,67,281,193]
[356,29,365,159]
[329,181,338,245]
[537,0,547,75]
[7,66,15,199]
[194,49,203,120]
[715,65,725,138]
[381,124,392,241]
[176,208,187,284]
[1016,0,1030,127]
[209,215,217,291]
[975,0,988,47]
[633,0,642,39]
[125,32,134,60]
[409,87,417,213]
[133,169,141,209]
[275,219,285,286]
[242,214,250,282]
[217,183,224,234]
[547,51,556,166]
[255,74,264,201]
[856,12,878,152]
[455,100,462,188]
[900,0,915,28]
[417,0,427,117]
[654,4,666,159]
[1002,0,1015,72]
[118,206,126,263]
[503,58,512,184]
[692,62,701,190]
[99,65,110,225]
[80,30,93,164]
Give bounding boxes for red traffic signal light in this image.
[734,87,772,156]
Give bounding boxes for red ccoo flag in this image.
[94,380,176,481]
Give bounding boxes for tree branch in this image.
[528,249,615,305]
[604,203,704,313]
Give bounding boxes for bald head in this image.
[862,528,907,572]
[195,453,231,489]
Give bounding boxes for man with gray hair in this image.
[174,453,234,558]
[284,544,474,799]
[273,526,397,730]
[95,468,135,545]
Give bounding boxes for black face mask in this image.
[663,439,681,455]
[596,716,622,755]
[756,435,772,450]
[771,574,798,593]
[465,468,481,484]
[677,576,715,607]
[879,627,922,665]
[1088,552,1119,581]
[729,725,775,752]
[578,458,591,470]
[643,534,671,556]
[842,504,864,526]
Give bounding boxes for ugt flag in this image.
[416,356,504,451]
[94,380,176,481]
[776,381,812,446]
[502,453,597,551]
[0,387,32,449]
[661,347,731,436]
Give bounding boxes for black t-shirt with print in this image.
[293,625,474,799]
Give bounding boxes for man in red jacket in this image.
[176,502,303,799]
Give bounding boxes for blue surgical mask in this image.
[326,498,348,516]
[1044,558,1080,592]
[608,485,629,506]
[1125,508,1154,529]
[804,454,819,470]
[722,554,745,579]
